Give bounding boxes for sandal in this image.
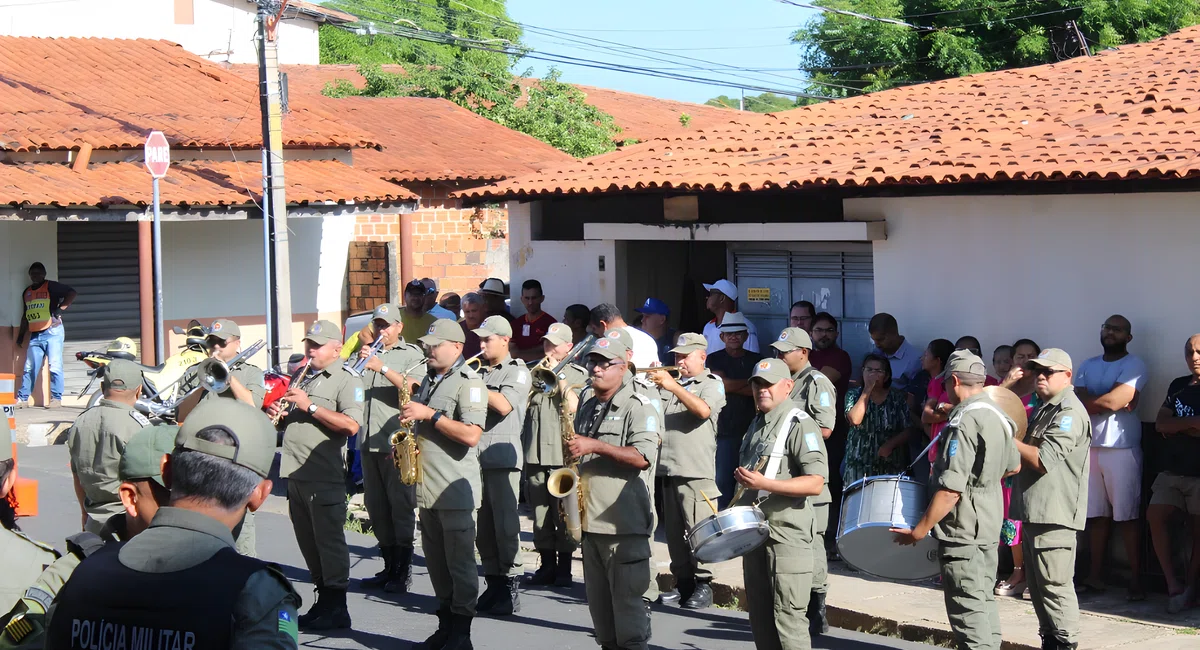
[995,579,1027,597]
[1075,580,1106,595]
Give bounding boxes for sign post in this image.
[144,131,170,364]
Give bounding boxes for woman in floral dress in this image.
[843,354,911,485]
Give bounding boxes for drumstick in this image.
[699,490,719,516]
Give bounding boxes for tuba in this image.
[390,360,430,485]
[546,380,587,543]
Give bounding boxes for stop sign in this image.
[143,131,170,178]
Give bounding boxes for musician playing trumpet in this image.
[266,320,364,631]
[523,322,588,587]
[645,332,725,610]
[735,358,827,650]
[357,303,426,594]
[176,319,264,420]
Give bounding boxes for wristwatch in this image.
[380,365,390,375]
[307,403,319,415]
[430,411,444,426]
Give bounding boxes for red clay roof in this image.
[232,65,574,182]
[0,159,414,208]
[572,84,739,144]
[459,27,1200,200]
[0,37,376,151]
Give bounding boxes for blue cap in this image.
[634,297,670,316]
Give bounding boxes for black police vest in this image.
[47,541,264,650]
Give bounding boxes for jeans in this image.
[18,324,64,401]
[715,436,742,510]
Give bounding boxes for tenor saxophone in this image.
[390,360,428,486]
[546,382,586,543]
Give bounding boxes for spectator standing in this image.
[479,278,513,322]
[562,304,591,344]
[955,336,983,358]
[996,338,1041,598]
[919,339,956,469]
[868,313,923,392]
[993,345,1014,385]
[700,279,759,354]
[439,292,462,319]
[1150,333,1200,613]
[511,280,556,362]
[15,262,75,408]
[460,293,486,359]
[809,312,853,550]
[1075,315,1147,599]
[844,354,911,484]
[789,300,816,332]
[421,278,456,320]
[399,280,436,345]
[706,314,763,509]
[634,298,676,366]
[590,304,658,369]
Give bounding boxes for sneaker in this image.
[47,399,61,409]
[15,400,28,409]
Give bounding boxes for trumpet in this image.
[163,339,266,410]
[345,336,386,377]
[463,351,485,372]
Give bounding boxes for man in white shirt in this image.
[1074,314,1148,598]
[589,303,660,368]
[700,279,760,354]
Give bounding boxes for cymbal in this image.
[983,385,1029,441]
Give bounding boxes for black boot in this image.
[413,607,450,650]
[362,545,395,589]
[305,588,352,631]
[481,577,521,616]
[553,551,573,588]
[681,581,712,610]
[526,551,557,586]
[476,576,503,613]
[298,587,328,627]
[441,613,474,650]
[386,545,414,594]
[807,591,829,634]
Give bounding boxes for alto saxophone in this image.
[390,360,428,486]
[546,381,586,543]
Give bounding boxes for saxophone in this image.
[390,360,429,486]
[546,381,586,543]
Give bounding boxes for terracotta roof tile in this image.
[0,37,376,151]
[459,27,1200,200]
[572,84,740,144]
[0,159,414,208]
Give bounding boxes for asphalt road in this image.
[15,443,936,650]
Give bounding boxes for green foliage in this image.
[793,0,1200,96]
[318,0,618,157]
[679,113,692,127]
[705,92,803,112]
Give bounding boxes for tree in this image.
[793,0,1200,97]
[319,0,619,157]
[705,92,802,112]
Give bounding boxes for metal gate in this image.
[733,245,875,371]
[57,222,142,395]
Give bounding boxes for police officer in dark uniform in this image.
[44,400,300,650]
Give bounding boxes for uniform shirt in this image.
[414,360,488,510]
[1159,375,1200,477]
[279,365,365,483]
[790,365,838,506]
[45,507,299,650]
[511,312,557,353]
[1010,388,1092,530]
[1074,353,1147,448]
[360,342,426,453]
[931,392,1020,545]
[735,400,827,546]
[702,313,760,354]
[707,349,765,440]
[399,311,437,345]
[478,357,532,470]
[179,362,266,408]
[66,399,151,523]
[523,362,588,467]
[0,528,59,615]
[657,372,725,479]
[871,338,923,392]
[574,378,661,536]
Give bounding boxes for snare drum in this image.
[837,475,939,581]
[686,505,769,564]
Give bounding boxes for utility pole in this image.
[1068,20,1090,58]
[256,0,294,369]
[739,88,745,111]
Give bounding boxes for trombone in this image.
[345,336,386,377]
[463,351,485,372]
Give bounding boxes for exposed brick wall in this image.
[352,180,509,297]
[347,241,390,313]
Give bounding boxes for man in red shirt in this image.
[808,312,852,557]
[511,280,556,362]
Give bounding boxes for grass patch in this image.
[715,595,740,611]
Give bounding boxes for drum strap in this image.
[759,408,805,500]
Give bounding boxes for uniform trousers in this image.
[234,510,256,557]
[526,463,577,553]
[361,450,417,548]
[420,507,479,617]
[662,476,718,584]
[1023,523,1080,647]
[582,533,652,650]
[938,541,1001,650]
[811,503,828,595]
[287,479,350,590]
[477,468,523,576]
[743,539,814,650]
[643,476,660,603]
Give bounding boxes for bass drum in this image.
[837,475,939,581]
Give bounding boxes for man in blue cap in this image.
[634,298,676,367]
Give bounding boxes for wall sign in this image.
[746,287,771,302]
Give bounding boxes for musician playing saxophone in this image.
[356,303,426,594]
[523,322,588,587]
[401,319,488,650]
[176,319,264,420]
[735,358,827,650]
[572,337,660,650]
[645,332,725,610]
[266,320,364,631]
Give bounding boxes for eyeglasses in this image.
[586,359,627,371]
[812,327,837,335]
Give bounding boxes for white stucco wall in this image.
[845,192,1200,418]
[506,201,618,319]
[0,0,320,64]
[0,221,57,327]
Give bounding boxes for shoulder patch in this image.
[517,370,528,385]
[819,392,831,407]
[646,415,658,432]
[354,386,365,403]
[278,609,298,642]
[804,431,820,452]
[470,386,483,404]
[129,410,151,427]
[948,439,959,457]
[1058,415,1073,430]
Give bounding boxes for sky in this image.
[505,0,818,105]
